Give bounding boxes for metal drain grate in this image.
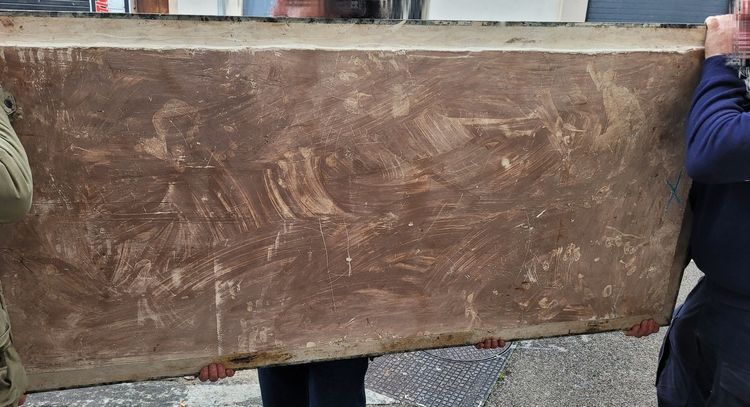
[422,344,512,363]
[365,345,513,407]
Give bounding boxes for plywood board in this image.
[0,14,701,391]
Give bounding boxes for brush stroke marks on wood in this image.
[0,46,699,389]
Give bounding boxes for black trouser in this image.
[258,358,369,407]
[657,278,750,406]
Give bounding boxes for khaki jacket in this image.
[0,96,31,406]
[0,102,32,223]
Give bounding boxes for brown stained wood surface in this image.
[0,45,699,390]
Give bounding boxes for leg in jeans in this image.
[259,364,310,407]
[656,279,714,406]
[705,288,750,407]
[308,358,369,407]
[658,278,750,407]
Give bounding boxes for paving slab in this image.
[484,263,701,407]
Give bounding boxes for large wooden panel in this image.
[0,15,701,390]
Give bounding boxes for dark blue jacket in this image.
[686,55,750,296]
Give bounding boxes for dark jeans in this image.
[657,278,750,406]
[258,358,369,407]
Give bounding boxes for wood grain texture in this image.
[133,0,169,14]
[0,18,700,390]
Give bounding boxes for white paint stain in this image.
[587,64,647,155]
[501,157,511,169]
[563,244,582,262]
[464,292,480,327]
[136,298,165,328]
[214,259,224,354]
[267,231,282,262]
[342,223,353,277]
[258,327,269,344]
[538,297,557,309]
[337,71,359,81]
[171,267,183,288]
[343,91,371,114]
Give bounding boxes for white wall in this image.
[174,0,217,15]
[174,0,243,16]
[427,0,589,22]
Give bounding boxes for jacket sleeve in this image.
[685,55,750,184]
[0,111,32,223]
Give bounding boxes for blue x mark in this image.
[666,170,684,210]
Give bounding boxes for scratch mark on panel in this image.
[344,222,352,277]
[422,202,448,237]
[319,218,336,310]
[214,259,224,355]
[267,231,281,262]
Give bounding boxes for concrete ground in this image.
[484,263,701,407]
[26,264,701,407]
